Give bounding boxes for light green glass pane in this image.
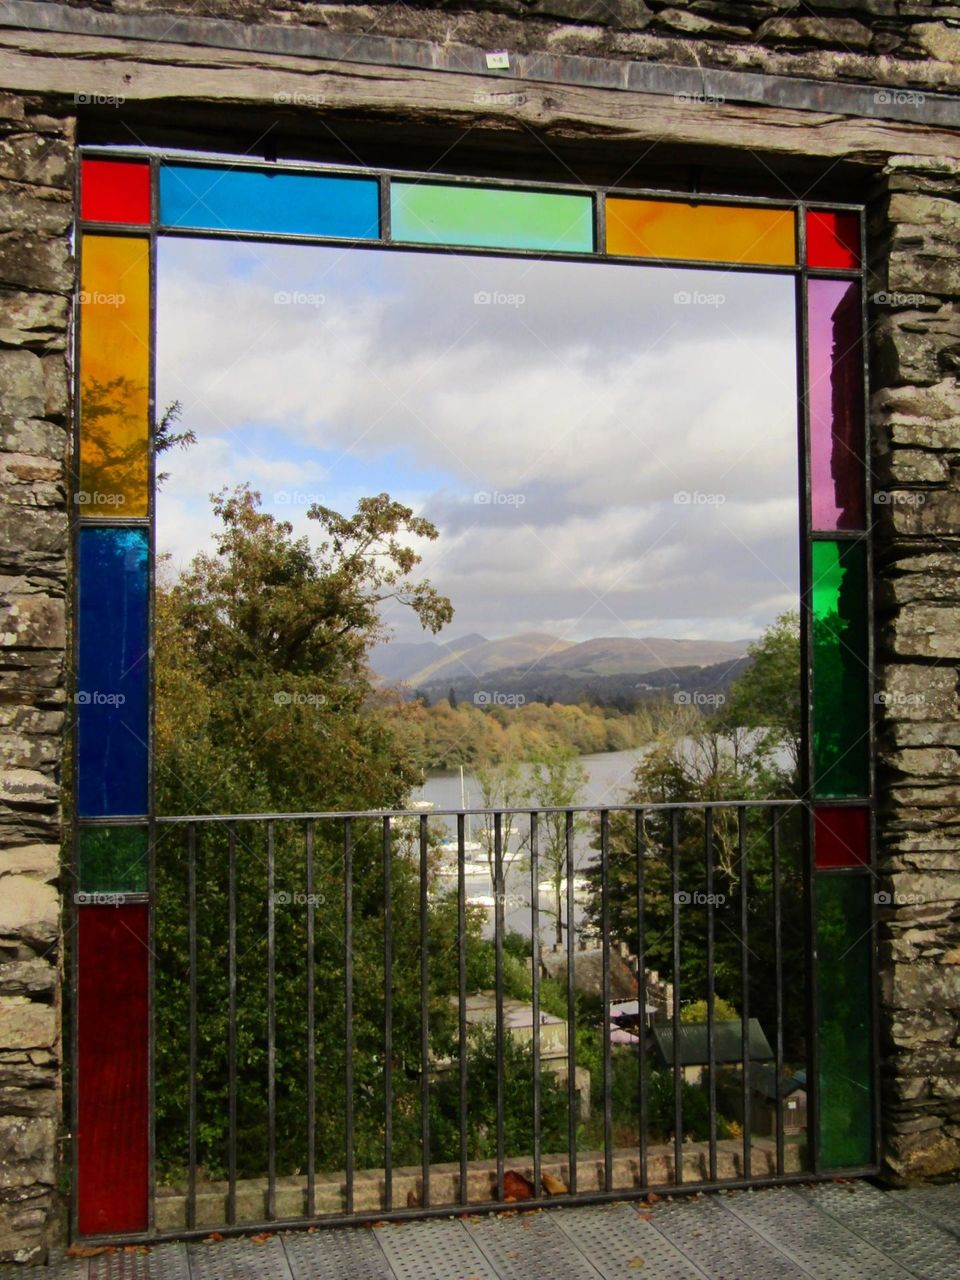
[390,183,594,252]
[812,540,869,798]
[816,873,873,1168]
[78,826,149,894]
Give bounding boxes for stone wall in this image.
[0,0,957,1263]
[0,93,73,1264]
[870,153,960,1181]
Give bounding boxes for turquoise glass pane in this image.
[159,166,380,239]
[812,540,869,798]
[391,182,594,252]
[78,826,148,894]
[816,874,873,1168]
[77,527,149,817]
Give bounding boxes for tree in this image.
[527,747,588,946]
[720,610,801,771]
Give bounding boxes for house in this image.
[652,1020,774,1086]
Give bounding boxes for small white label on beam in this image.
[485,51,511,70]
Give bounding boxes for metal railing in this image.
[141,800,841,1240]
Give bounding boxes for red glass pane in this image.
[815,806,870,869]
[806,210,860,270]
[77,905,149,1235]
[81,159,151,225]
[808,278,866,531]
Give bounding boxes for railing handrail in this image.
[154,799,804,823]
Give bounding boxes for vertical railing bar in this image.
[456,813,468,1205]
[187,822,197,1230]
[671,809,682,1187]
[565,808,577,1196]
[636,810,648,1189]
[267,820,277,1221]
[739,806,751,1181]
[600,809,613,1193]
[344,818,355,1214]
[227,823,237,1226]
[305,819,316,1219]
[419,813,431,1209]
[494,812,505,1204]
[772,810,785,1177]
[530,812,542,1196]
[383,815,394,1212]
[705,807,717,1184]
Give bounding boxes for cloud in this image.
[157,239,799,643]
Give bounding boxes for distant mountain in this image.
[369,632,574,688]
[371,631,753,708]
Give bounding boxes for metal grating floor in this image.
[4,1182,957,1279]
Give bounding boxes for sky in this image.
[156,237,800,646]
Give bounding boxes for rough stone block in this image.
[0,998,56,1054]
[0,350,44,419]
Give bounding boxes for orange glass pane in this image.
[79,236,150,516]
[606,198,796,266]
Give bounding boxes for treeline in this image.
[379,697,680,772]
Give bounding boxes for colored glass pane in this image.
[815,806,870,869]
[812,540,870,799]
[77,904,150,1235]
[78,826,149,894]
[808,279,865,531]
[816,874,873,1168]
[77,528,149,818]
[391,183,594,252]
[159,165,380,238]
[606,198,796,266]
[79,235,150,515]
[806,210,860,270]
[80,158,151,225]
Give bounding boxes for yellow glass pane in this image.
[79,236,150,516]
[606,198,796,266]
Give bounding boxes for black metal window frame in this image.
[71,145,877,1242]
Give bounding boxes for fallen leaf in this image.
[541,1172,567,1195]
[504,1170,535,1201]
[407,1189,420,1208]
[628,1257,646,1268]
[66,1246,116,1258]
[204,1233,224,1243]
[250,1232,274,1244]
[644,1193,660,1204]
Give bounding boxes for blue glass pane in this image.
[159,165,380,239]
[77,528,149,817]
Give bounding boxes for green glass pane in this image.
[812,540,869,798]
[78,826,149,894]
[391,182,594,252]
[816,873,873,1168]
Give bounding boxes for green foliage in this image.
[681,997,738,1023]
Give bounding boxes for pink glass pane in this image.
[806,210,859,270]
[808,278,866,531]
[815,806,870,869]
